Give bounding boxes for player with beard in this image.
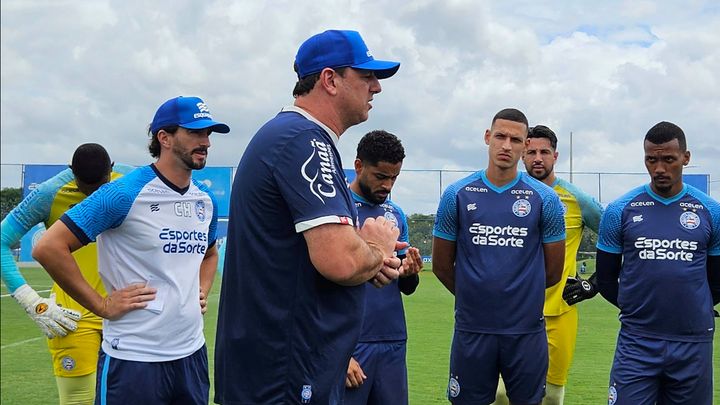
[596,122,719,404]
[344,130,423,405]
[492,125,603,405]
[33,96,229,404]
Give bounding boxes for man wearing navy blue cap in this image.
[215,30,403,404]
[34,96,229,405]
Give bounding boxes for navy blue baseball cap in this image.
[294,30,400,80]
[150,96,230,135]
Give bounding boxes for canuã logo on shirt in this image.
[301,139,337,203]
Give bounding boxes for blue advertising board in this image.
[683,174,709,194]
[23,165,65,197]
[192,166,233,217]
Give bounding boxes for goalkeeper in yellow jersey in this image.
[493,125,603,405]
[1,144,132,405]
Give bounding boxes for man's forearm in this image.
[595,249,622,308]
[707,255,720,306]
[36,251,104,316]
[433,267,455,294]
[32,226,105,316]
[200,246,219,295]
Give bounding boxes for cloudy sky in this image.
[2,0,718,213]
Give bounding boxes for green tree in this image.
[577,227,599,261]
[1,187,22,221]
[407,213,434,259]
[1,187,22,251]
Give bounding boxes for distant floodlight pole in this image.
[569,131,573,183]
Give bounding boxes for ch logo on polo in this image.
[174,202,192,217]
[467,203,477,211]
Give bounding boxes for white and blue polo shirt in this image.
[62,164,218,362]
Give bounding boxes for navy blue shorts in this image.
[95,345,209,405]
[344,341,408,405]
[447,330,547,405]
[608,330,712,405]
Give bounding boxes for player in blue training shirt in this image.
[33,96,229,405]
[343,130,423,405]
[214,30,404,404]
[596,121,720,405]
[433,108,566,405]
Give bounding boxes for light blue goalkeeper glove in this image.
[12,284,81,338]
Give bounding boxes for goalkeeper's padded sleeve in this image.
[595,249,622,308]
[1,217,30,293]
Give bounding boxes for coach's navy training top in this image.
[214,107,363,404]
[352,191,417,343]
[597,184,720,342]
[433,170,565,334]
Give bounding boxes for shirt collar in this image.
[280,106,340,144]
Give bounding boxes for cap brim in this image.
[351,60,400,79]
[181,120,230,134]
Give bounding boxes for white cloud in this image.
[2,0,719,207]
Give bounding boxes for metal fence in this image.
[1,163,713,215]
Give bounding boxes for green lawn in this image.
[2,266,718,404]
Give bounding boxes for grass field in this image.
[2,265,718,404]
